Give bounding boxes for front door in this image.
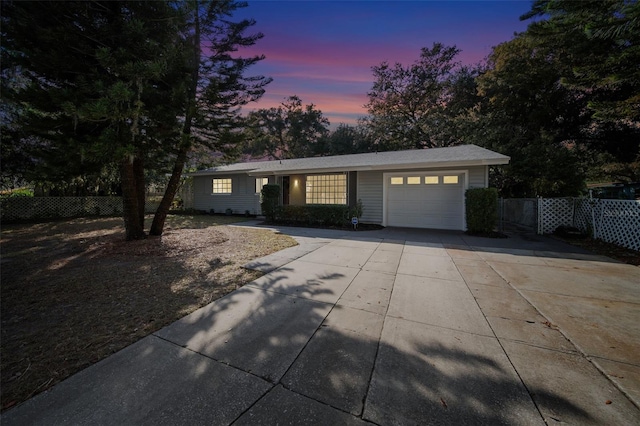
[282,176,290,205]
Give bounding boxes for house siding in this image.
[357,166,489,225]
[467,166,486,188]
[289,174,306,205]
[193,174,261,214]
[192,165,488,220]
[358,171,384,224]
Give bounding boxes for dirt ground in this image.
[0,215,297,411]
[551,235,640,266]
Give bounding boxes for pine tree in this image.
[149,0,270,236]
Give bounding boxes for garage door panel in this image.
[386,173,464,230]
[439,201,461,210]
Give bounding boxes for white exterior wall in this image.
[191,166,489,220]
[357,165,488,225]
[357,171,384,224]
[467,165,486,188]
[193,174,261,214]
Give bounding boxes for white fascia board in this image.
[185,168,259,177]
[248,167,368,176]
[368,159,509,171]
[190,158,509,177]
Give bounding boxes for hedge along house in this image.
[186,144,509,231]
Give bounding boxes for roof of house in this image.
[187,144,510,177]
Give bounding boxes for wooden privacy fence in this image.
[0,197,160,222]
[499,198,538,231]
[537,198,640,252]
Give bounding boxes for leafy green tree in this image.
[472,33,589,197]
[244,96,329,159]
[523,0,639,123]
[364,43,476,150]
[321,124,373,156]
[520,0,640,183]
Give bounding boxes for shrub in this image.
[0,188,34,198]
[260,184,280,221]
[274,204,352,227]
[465,188,498,234]
[274,205,307,223]
[348,199,363,220]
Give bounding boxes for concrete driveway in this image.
[4,224,640,425]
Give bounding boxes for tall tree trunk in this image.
[133,156,146,227]
[149,4,201,236]
[121,157,147,240]
[149,140,190,235]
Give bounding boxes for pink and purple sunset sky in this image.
[235,1,532,127]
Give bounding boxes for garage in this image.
[385,172,465,230]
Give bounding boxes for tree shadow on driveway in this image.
[2,260,605,426]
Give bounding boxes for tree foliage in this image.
[149,0,270,236]
[2,1,184,238]
[517,0,640,185]
[321,124,373,156]
[2,0,269,239]
[523,0,640,123]
[355,2,639,196]
[364,43,479,150]
[244,95,329,159]
[470,33,589,197]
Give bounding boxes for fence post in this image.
[597,199,605,240]
[537,197,542,234]
[588,199,595,239]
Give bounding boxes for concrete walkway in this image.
[3,224,640,425]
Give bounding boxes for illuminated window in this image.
[425,176,439,184]
[306,174,347,205]
[390,177,403,185]
[212,178,232,194]
[443,176,459,184]
[407,177,421,185]
[255,177,269,194]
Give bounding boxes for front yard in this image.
[0,215,297,410]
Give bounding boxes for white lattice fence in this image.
[537,198,574,234]
[574,199,598,232]
[1,197,160,222]
[596,200,640,252]
[537,197,640,252]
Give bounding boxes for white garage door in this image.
[386,173,465,230]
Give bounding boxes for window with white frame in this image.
[255,177,269,194]
[212,178,232,194]
[306,174,347,205]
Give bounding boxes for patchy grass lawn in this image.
[0,215,297,411]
